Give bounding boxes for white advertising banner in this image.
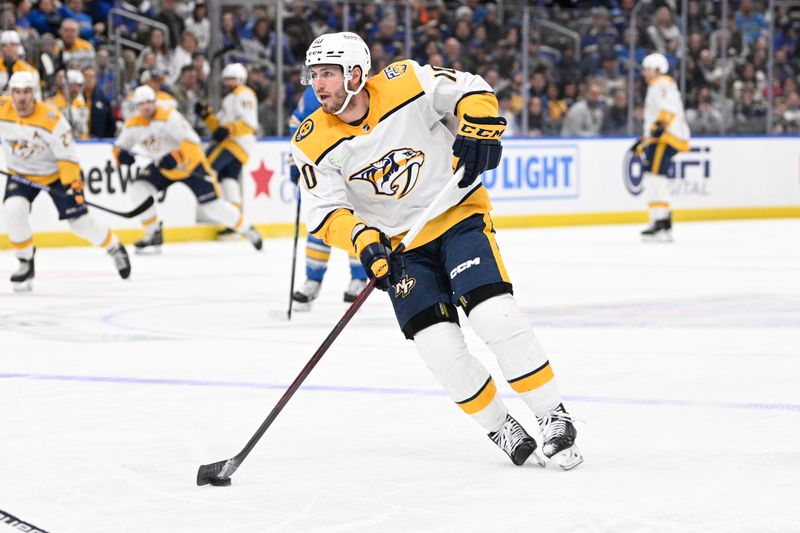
[1,137,798,239]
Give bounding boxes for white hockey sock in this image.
[469,294,563,417]
[414,322,508,432]
[69,214,118,250]
[220,179,242,211]
[199,199,244,231]
[4,196,34,260]
[645,172,671,221]
[129,180,159,234]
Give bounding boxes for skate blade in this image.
[12,280,32,292]
[134,246,162,255]
[641,232,673,243]
[552,444,583,471]
[531,449,546,467]
[291,301,312,312]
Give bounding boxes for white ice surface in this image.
[1,219,799,533]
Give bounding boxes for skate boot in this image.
[291,279,321,311]
[537,404,583,470]
[134,222,163,254]
[242,226,263,251]
[216,227,238,241]
[108,243,131,279]
[10,249,35,292]
[343,277,367,303]
[488,414,545,467]
[641,214,673,243]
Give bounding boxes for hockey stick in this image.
[197,166,465,487]
[2,171,154,219]
[286,187,302,320]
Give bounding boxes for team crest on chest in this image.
[348,147,424,199]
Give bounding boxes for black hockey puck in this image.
[208,477,231,487]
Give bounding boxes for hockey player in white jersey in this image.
[197,63,258,239]
[1,72,130,291]
[633,53,691,242]
[291,32,582,469]
[114,85,263,253]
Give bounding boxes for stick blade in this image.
[197,458,237,486]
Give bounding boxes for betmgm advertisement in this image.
[1,137,798,246]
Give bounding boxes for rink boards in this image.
[1,136,799,248]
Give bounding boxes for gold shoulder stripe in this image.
[292,107,355,165]
[154,106,173,121]
[24,102,62,132]
[124,114,150,128]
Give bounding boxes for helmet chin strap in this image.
[331,74,366,116]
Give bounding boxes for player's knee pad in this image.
[457,282,513,316]
[645,172,671,202]
[3,196,31,221]
[413,321,467,371]
[68,214,109,245]
[402,301,459,340]
[220,178,241,206]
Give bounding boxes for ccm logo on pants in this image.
[451,257,481,279]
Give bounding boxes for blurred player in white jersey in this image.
[113,85,263,253]
[1,72,130,291]
[633,53,691,242]
[291,32,582,469]
[196,63,258,239]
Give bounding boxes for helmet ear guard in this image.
[302,32,371,115]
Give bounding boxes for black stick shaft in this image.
[235,278,377,464]
[287,190,302,320]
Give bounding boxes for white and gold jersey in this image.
[644,75,690,151]
[121,89,177,121]
[0,60,42,101]
[45,92,89,140]
[290,59,498,252]
[206,85,258,164]
[0,97,79,185]
[114,106,211,180]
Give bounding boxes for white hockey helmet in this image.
[642,53,669,75]
[66,69,85,85]
[132,84,156,105]
[0,30,21,45]
[302,31,371,115]
[221,62,248,84]
[8,71,36,90]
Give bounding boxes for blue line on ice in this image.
[1,372,798,412]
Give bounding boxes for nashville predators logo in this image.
[142,135,164,154]
[348,148,424,199]
[393,275,416,298]
[8,138,44,160]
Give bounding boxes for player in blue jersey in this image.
[289,85,367,310]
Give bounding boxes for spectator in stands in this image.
[12,0,34,38]
[442,37,462,69]
[59,0,93,42]
[94,47,116,103]
[373,15,403,59]
[482,4,502,43]
[221,11,242,51]
[735,0,768,47]
[155,0,185,49]
[136,28,172,79]
[496,90,518,137]
[561,80,604,137]
[0,31,40,99]
[191,51,209,97]
[257,83,279,137]
[547,82,568,127]
[82,65,115,138]
[581,7,620,75]
[687,85,725,133]
[527,96,554,137]
[732,82,766,133]
[169,30,199,85]
[184,1,209,51]
[600,87,628,136]
[242,17,275,73]
[172,64,201,129]
[28,0,61,36]
[370,42,388,73]
[111,0,154,42]
[46,69,89,138]
[647,6,682,55]
[55,18,95,70]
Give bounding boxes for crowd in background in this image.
[3,0,799,138]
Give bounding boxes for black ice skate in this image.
[343,278,367,303]
[242,226,263,251]
[641,214,673,243]
[216,227,238,241]
[292,279,321,311]
[537,404,583,471]
[108,243,131,279]
[489,414,545,467]
[135,222,163,254]
[10,249,35,292]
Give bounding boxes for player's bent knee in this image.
[413,321,468,370]
[3,196,31,219]
[468,293,530,345]
[402,301,459,340]
[457,282,513,316]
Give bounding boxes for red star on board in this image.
[250,161,274,197]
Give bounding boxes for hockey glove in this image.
[650,121,666,139]
[452,114,506,188]
[66,180,85,205]
[289,164,300,185]
[212,126,230,143]
[194,101,211,120]
[159,151,181,171]
[117,148,136,166]
[352,224,392,291]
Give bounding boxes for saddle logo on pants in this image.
[393,275,416,298]
[450,257,481,279]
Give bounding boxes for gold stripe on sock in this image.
[100,230,113,248]
[142,215,158,227]
[11,237,33,249]
[456,377,497,415]
[508,361,554,393]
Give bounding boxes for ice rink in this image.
[1,219,799,533]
